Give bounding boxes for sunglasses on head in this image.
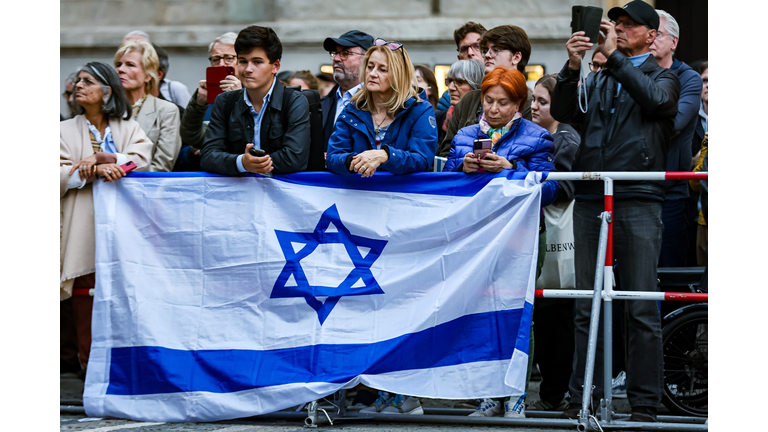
[374,38,406,63]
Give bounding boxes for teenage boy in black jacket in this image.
[551,0,680,423]
[201,26,310,175]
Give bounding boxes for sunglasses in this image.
[374,38,406,63]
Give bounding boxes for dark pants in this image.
[569,200,663,409]
[658,198,688,267]
[72,273,96,370]
[60,298,81,372]
[533,298,574,405]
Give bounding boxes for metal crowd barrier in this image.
[69,167,709,431]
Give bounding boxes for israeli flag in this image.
[84,171,543,422]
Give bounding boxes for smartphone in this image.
[249,147,267,157]
[120,161,137,174]
[206,66,236,104]
[473,139,493,173]
[571,5,603,44]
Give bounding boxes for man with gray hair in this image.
[649,9,703,268]
[122,30,150,43]
[152,43,192,108]
[175,32,242,171]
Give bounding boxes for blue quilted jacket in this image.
[443,118,558,206]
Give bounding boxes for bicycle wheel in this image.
[661,308,708,417]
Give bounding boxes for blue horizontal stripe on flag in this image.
[106,307,526,396]
[124,171,530,197]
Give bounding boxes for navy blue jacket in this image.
[443,118,558,207]
[326,89,438,175]
[665,59,702,200]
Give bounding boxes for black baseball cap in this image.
[608,0,660,31]
[323,30,374,52]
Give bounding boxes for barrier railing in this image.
[71,169,708,431]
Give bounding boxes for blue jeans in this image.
[569,199,663,409]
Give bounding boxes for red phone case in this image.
[206,66,236,104]
[120,161,137,174]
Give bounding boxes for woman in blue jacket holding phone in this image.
[326,38,438,177]
[443,67,557,206]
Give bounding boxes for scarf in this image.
[479,112,521,146]
[131,94,149,119]
[86,119,117,154]
[441,106,454,132]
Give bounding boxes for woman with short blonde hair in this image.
[326,39,437,177]
[114,40,181,172]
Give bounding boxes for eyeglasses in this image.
[458,42,480,55]
[481,46,510,58]
[74,76,98,87]
[445,77,468,87]
[374,37,406,63]
[209,55,236,66]
[612,18,637,29]
[329,49,363,61]
[589,63,603,72]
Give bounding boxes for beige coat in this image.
[135,94,182,172]
[60,115,153,300]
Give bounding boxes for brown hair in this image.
[534,74,557,98]
[414,65,439,110]
[453,21,487,48]
[288,70,319,91]
[481,67,528,104]
[699,61,708,74]
[480,25,531,72]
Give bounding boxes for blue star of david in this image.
[271,204,388,324]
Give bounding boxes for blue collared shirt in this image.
[613,52,651,113]
[236,77,277,173]
[334,83,362,124]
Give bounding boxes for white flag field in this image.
[84,170,544,422]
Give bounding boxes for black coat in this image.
[200,80,310,175]
[320,84,340,151]
[552,51,680,201]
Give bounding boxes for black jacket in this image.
[551,51,680,201]
[320,84,340,151]
[552,123,580,204]
[200,80,310,175]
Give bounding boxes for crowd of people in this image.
[60,0,708,424]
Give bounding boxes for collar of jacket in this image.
[341,87,429,143]
[476,115,524,151]
[231,78,287,118]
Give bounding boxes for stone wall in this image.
[60,0,608,114]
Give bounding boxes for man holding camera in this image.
[551,0,680,423]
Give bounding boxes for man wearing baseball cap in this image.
[320,30,374,150]
[551,0,680,423]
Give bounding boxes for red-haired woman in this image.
[444,67,557,419]
[443,66,557,206]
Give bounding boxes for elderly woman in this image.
[114,40,181,172]
[60,62,152,371]
[443,67,557,203]
[436,59,484,153]
[443,66,556,419]
[326,38,438,177]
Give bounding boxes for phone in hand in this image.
[249,147,267,157]
[473,138,493,172]
[206,66,236,104]
[120,161,137,174]
[572,5,603,45]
